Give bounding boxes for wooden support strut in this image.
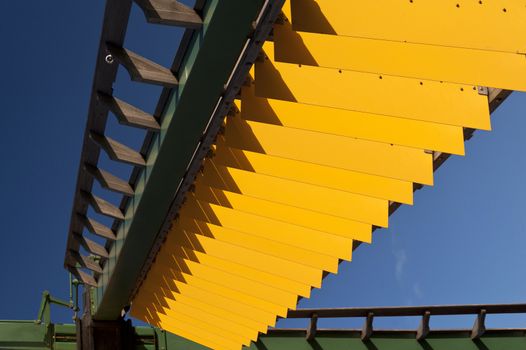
[471,309,487,340]
[72,233,109,259]
[306,313,318,341]
[89,132,146,167]
[416,311,431,341]
[68,251,103,274]
[84,163,134,197]
[81,191,125,221]
[78,214,116,241]
[361,312,374,341]
[106,43,178,87]
[134,0,203,28]
[97,92,160,131]
[70,266,98,287]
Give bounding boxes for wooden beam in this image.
[89,132,146,167]
[73,233,110,259]
[81,191,124,221]
[134,0,202,28]
[106,43,178,87]
[70,266,98,287]
[78,214,116,241]
[84,163,134,197]
[97,92,160,131]
[67,251,103,274]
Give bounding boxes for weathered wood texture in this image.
[107,43,178,87]
[73,233,110,259]
[79,215,116,241]
[81,191,125,221]
[134,0,203,28]
[97,92,160,131]
[84,163,134,197]
[89,133,146,167]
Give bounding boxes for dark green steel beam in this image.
[2,322,525,350]
[93,0,265,319]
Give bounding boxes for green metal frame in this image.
[1,322,525,350]
[94,0,265,319]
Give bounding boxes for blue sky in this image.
[0,0,524,332]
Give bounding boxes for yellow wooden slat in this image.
[132,302,240,350]
[193,182,372,242]
[285,0,526,54]
[255,56,490,130]
[155,249,300,308]
[225,117,434,185]
[181,195,355,259]
[178,211,339,277]
[240,84,466,155]
[159,298,258,343]
[273,23,526,92]
[144,263,289,317]
[138,271,273,333]
[139,268,277,328]
[213,137,413,205]
[142,247,292,318]
[199,158,388,226]
[167,223,325,287]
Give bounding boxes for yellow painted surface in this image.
[213,138,413,205]
[285,0,526,54]
[167,222,325,286]
[199,158,388,226]
[139,270,278,326]
[225,117,434,185]
[255,57,491,130]
[193,182,372,242]
[177,210,341,277]
[274,23,526,92]
[240,85,466,155]
[181,195,354,259]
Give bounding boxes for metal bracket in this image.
[471,309,487,340]
[361,312,374,341]
[416,311,431,341]
[306,313,318,341]
[477,86,489,96]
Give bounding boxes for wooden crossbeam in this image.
[134,0,202,28]
[89,132,146,167]
[78,214,116,241]
[106,43,178,87]
[81,191,124,221]
[84,163,134,197]
[97,92,160,131]
[67,251,103,274]
[70,266,98,287]
[73,233,109,259]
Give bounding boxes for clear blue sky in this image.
[0,0,524,332]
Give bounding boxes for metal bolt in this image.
[105,54,114,64]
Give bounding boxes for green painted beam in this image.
[94,0,264,319]
[251,330,526,350]
[2,322,524,350]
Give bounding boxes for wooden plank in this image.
[81,191,125,221]
[73,233,110,259]
[70,266,98,287]
[78,214,116,241]
[134,0,202,28]
[68,251,103,274]
[97,92,160,131]
[107,43,178,87]
[89,132,146,167]
[84,163,134,197]
[63,0,133,270]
